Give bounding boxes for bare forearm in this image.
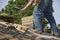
[22,0,34,10]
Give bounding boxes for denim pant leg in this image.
[33,5,43,32]
[44,10,59,34]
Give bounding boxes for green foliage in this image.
[0,0,34,24]
[0,11,2,14]
[58,24,60,29]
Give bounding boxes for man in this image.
[20,0,60,37]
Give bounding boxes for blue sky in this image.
[0,0,8,10]
[0,0,60,25]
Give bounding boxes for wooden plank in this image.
[28,30,60,40]
[22,16,33,25]
[0,21,29,33]
[0,27,60,40]
[0,21,60,40]
[22,16,33,29]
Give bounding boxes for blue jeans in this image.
[33,0,59,34]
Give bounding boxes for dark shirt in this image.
[38,0,54,12]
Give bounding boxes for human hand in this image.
[20,8,26,14]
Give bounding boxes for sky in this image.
[0,0,8,10]
[0,0,60,25]
[53,0,60,24]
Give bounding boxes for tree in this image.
[0,11,2,14]
[58,24,60,29]
[0,0,34,24]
